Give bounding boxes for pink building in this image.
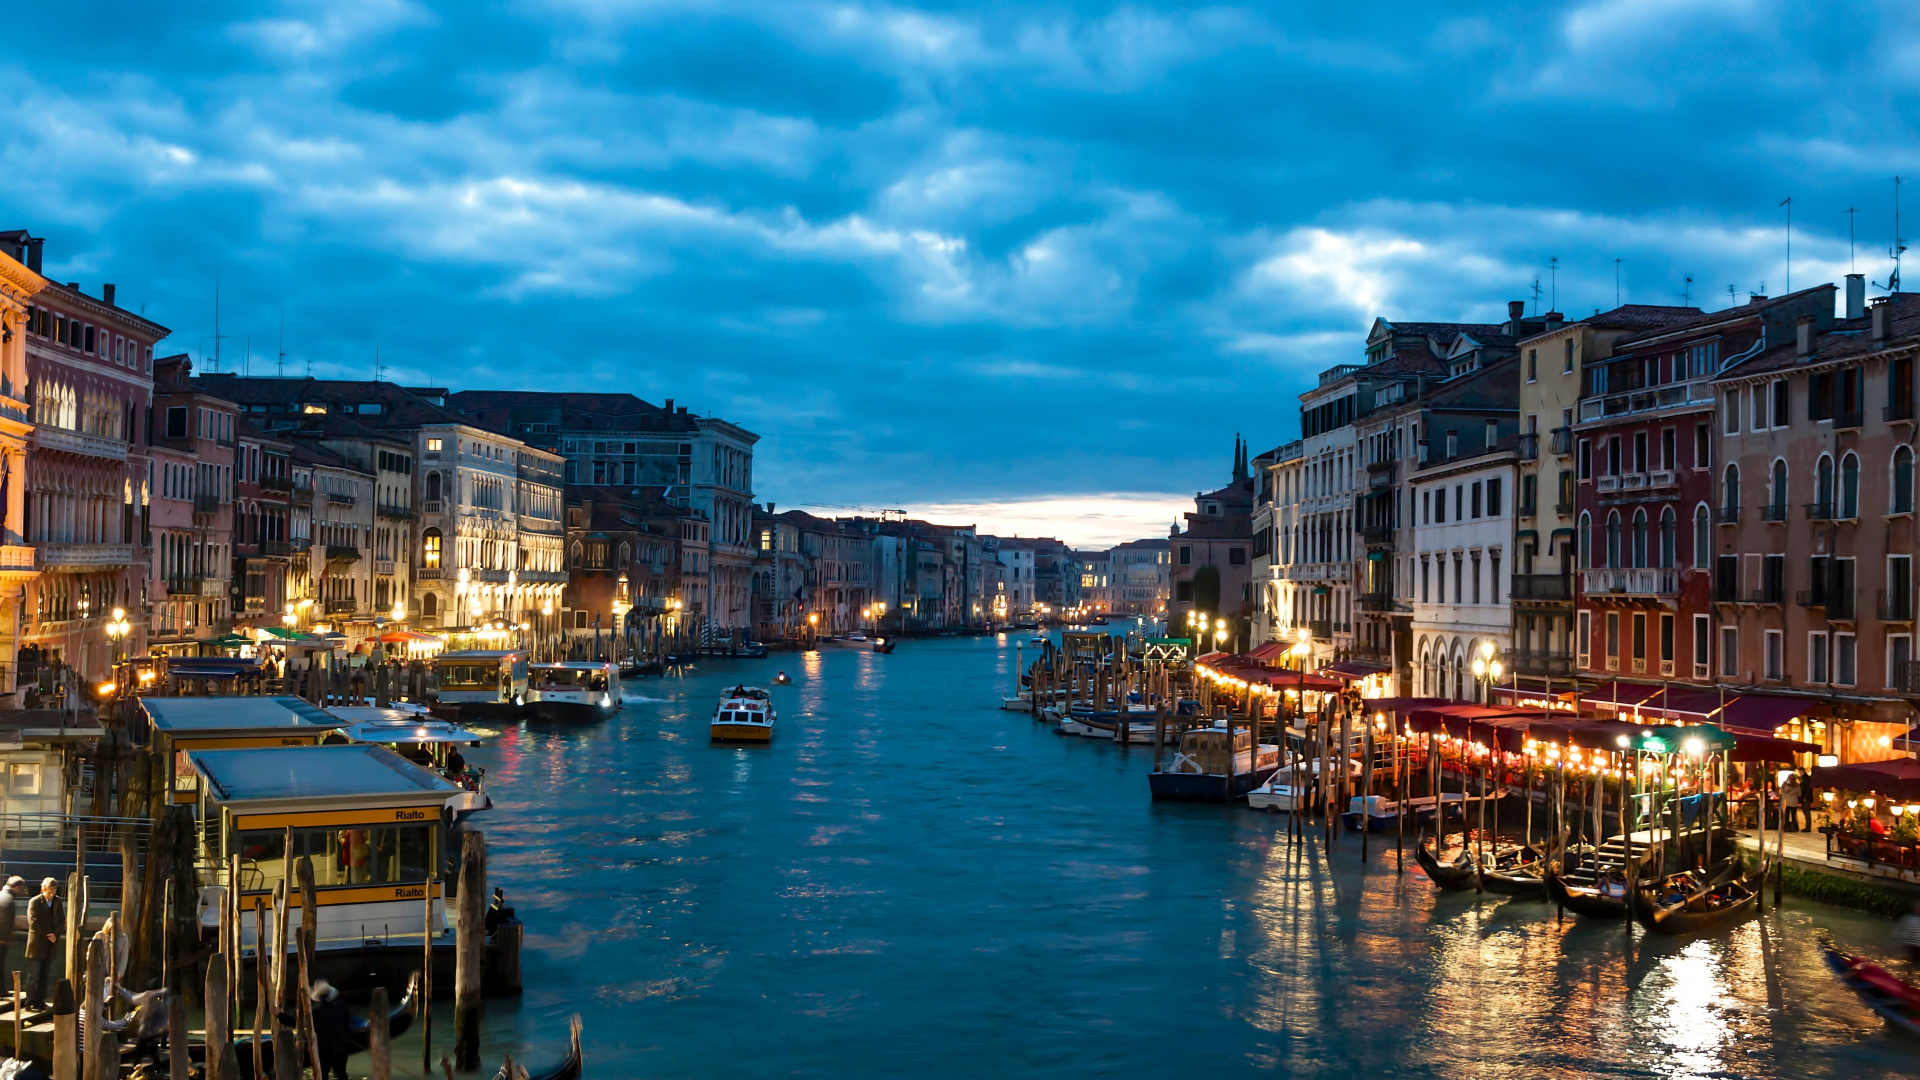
[148,356,236,655]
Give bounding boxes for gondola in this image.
[493,1015,584,1080]
[1544,859,1630,919]
[1632,860,1761,935]
[1478,844,1548,897]
[1414,833,1480,891]
[205,972,420,1080]
[1824,945,1920,1038]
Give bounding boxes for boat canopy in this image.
[333,708,488,746]
[192,744,458,810]
[141,696,345,739]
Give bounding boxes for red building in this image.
[1573,288,1835,684]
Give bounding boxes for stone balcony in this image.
[38,543,134,570]
[33,427,128,461]
[1581,568,1678,597]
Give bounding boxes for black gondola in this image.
[202,973,420,1080]
[1414,833,1480,891]
[1478,844,1548,897]
[1632,861,1762,935]
[493,1015,584,1080]
[1543,860,1630,919]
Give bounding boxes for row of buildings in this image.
[1172,277,1920,758]
[0,229,1174,693]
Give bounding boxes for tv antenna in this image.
[1682,275,1693,306]
[1846,206,1859,271]
[277,305,286,378]
[1877,176,1905,295]
[1530,276,1542,314]
[374,342,383,383]
[210,273,228,373]
[1549,256,1559,312]
[1779,196,1792,293]
[1727,284,1737,308]
[1614,258,1622,308]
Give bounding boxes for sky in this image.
[6,1,1919,547]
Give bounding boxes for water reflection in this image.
[447,638,1914,1080]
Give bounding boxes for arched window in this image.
[1606,510,1622,569]
[1693,505,1710,569]
[1841,452,1860,519]
[1816,454,1834,512]
[422,593,438,618]
[1723,463,1740,511]
[570,540,584,566]
[1659,506,1677,568]
[618,542,631,566]
[1631,508,1649,568]
[1579,511,1593,569]
[1770,460,1788,514]
[421,528,442,569]
[1895,446,1915,515]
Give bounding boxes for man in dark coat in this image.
[309,980,352,1080]
[25,878,60,1006]
[0,876,23,991]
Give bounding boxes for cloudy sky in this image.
[6,1,1914,544]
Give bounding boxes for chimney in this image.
[1872,299,1891,342]
[1845,273,1866,320]
[102,284,116,308]
[1749,293,1768,305]
[1507,300,1525,335]
[26,238,41,273]
[1544,311,1564,331]
[663,398,673,414]
[1795,314,1814,357]
[678,406,688,414]
[767,502,776,514]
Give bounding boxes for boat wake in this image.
[622,693,673,704]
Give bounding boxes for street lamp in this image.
[1469,640,1504,704]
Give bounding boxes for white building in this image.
[1409,446,1518,701]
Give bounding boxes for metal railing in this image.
[1582,568,1678,596]
[1761,503,1789,522]
[1833,409,1864,431]
[1806,501,1839,521]
[1308,619,1331,640]
[1714,506,1741,524]
[1510,574,1570,601]
[261,476,293,492]
[324,545,362,562]
[0,813,150,912]
[193,493,221,514]
[1510,651,1574,676]
[1887,401,1916,423]
[1894,661,1920,695]
[377,503,414,520]
[1550,427,1573,456]
[1518,434,1538,461]
[323,597,358,615]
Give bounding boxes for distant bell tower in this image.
[1232,433,1247,481]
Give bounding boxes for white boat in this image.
[1247,758,1359,813]
[528,661,621,722]
[712,685,776,743]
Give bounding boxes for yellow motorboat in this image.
[711,685,776,744]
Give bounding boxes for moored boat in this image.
[1478,844,1548,897]
[527,661,620,722]
[1147,723,1280,802]
[431,651,530,720]
[711,686,777,744]
[1633,861,1762,935]
[1414,833,1480,891]
[1545,860,1631,919]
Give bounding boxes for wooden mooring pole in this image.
[454,830,487,1070]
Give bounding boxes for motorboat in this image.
[431,651,530,719]
[711,686,776,744]
[1825,946,1920,1037]
[1147,723,1281,802]
[846,632,868,643]
[739,640,769,658]
[872,637,896,654]
[331,706,492,822]
[773,672,793,685]
[527,661,620,722]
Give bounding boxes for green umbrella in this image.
[261,626,306,640]
[208,633,252,648]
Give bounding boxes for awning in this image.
[1583,681,1662,711]
[1710,693,1818,736]
[1406,705,1545,751]
[1322,660,1390,679]
[1225,666,1346,693]
[1244,641,1290,663]
[1727,732,1823,763]
[1812,757,1920,800]
[1194,651,1231,666]
[379,630,442,645]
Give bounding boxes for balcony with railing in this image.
[321,491,357,506]
[1895,661,1920,695]
[165,576,226,599]
[374,559,396,576]
[0,546,33,575]
[1554,500,1574,516]
[1760,503,1790,523]
[1714,505,1741,525]
[33,426,129,462]
[1805,502,1839,522]
[193,493,221,515]
[1833,408,1864,432]
[1308,619,1332,640]
[261,475,293,493]
[1510,574,1571,602]
[377,503,414,520]
[421,500,443,515]
[1797,589,1858,620]
[1550,427,1574,457]
[1578,378,1716,423]
[1887,400,1916,424]
[38,543,134,569]
[416,567,444,580]
[290,485,313,505]
[1359,519,1396,543]
[261,540,290,558]
[1357,590,1396,612]
[1880,589,1914,623]
[324,545,361,563]
[1518,433,1539,461]
[323,598,358,615]
[1581,568,1678,597]
[1510,650,1574,677]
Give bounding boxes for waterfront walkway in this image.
[1735,828,1920,894]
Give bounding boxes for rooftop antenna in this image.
[1728,284,1737,308]
[244,336,250,378]
[1846,206,1859,271]
[1530,275,1542,315]
[277,304,286,379]
[1779,196,1792,293]
[210,272,227,374]
[1614,258,1622,308]
[374,342,383,383]
[1878,176,1905,295]
[1682,275,1693,306]
[1549,256,1559,311]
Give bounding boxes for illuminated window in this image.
[427,438,443,452]
[422,530,442,569]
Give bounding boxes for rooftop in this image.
[140,695,344,735]
[192,744,458,803]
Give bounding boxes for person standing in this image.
[0,876,23,990]
[309,980,353,1080]
[1781,773,1802,833]
[1799,771,1816,831]
[25,878,60,1006]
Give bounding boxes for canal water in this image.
[404,634,1915,1079]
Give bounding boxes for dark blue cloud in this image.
[2,0,1913,529]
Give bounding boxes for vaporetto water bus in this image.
[528,661,621,721]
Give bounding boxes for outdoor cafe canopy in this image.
[1811,757,1920,801]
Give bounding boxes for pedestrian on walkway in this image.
[0,876,24,990]
[25,878,60,1006]
[1798,771,1816,831]
[1781,773,1802,833]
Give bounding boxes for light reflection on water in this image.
[432,637,1914,1080]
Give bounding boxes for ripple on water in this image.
[456,639,1917,1080]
